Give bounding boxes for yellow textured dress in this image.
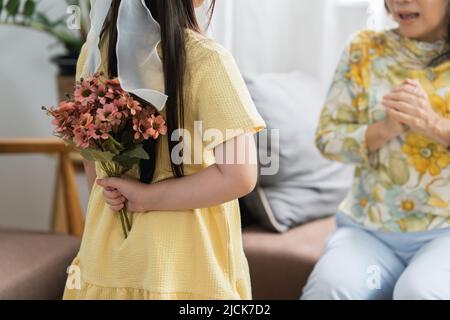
[63,30,266,300]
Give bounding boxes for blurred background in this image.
[0,0,394,232]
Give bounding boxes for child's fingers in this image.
[103,188,123,200]
[109,203,125,212]
[105,196,126,206]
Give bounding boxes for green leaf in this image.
[6,0,20,19]
[103,136,125,155]
[112,155,139,171]
[23,0,35,18]
[122,144,149,160]
[50,16,66,28]
[0,0,4,18]
[34,11,51,26]
[79,149,115,162]
[112,144,150,171]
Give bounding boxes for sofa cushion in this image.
[243,216,335,300]
[243,72,353,232]
[0,229,80,300]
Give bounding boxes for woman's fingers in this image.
[387,82,427,101]
[404,78,421,88]
[383,99,419,117]
[383,91,415,105]
[387,107,420,129]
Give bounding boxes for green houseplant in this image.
[0,0,91,96]
[0,0,90,54]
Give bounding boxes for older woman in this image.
[302,0,450,300]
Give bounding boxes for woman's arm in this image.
[96,133,259,212]
[365,117,405,153]
[82,159,97,194]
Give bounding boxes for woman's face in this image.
[386,0,449,42]
[193,0,206,9]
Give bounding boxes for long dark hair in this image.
[100,0,216,183]
[385,0,450,67]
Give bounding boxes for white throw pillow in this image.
[242,72,354,232]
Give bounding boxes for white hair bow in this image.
[81,0,168,111]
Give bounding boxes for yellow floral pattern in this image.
[316,29,450,232]
[403,133,450,177]
[430,92,450,118]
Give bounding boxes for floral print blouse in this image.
[317,29,450,233]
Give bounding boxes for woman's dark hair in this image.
[100,0,216,183]
[385,0,450,67]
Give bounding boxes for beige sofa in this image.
[0,228,79,299]
[243,217,335,300]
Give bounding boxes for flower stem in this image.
[118,210,128,239]
[120,207,132,232]
[100,161,132,239]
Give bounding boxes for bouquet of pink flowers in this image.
[43,72,167,238]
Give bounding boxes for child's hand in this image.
[102,186,126,212]
[382,79,450,146]
[97,177,147,213]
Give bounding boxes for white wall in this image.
[0,0,89,231]
[210,0,393,87]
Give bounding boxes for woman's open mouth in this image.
[397,12,420,24]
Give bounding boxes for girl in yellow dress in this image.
[63,0,266,300]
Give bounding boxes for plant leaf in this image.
[112,144,150,171]
[50,16,66,28]
[23,0,35,18]
[79,148,115,162]
[103,136,125,155]
[112,155,139,171]
[34,11,51,26]
[6,0,20,18]
[122,144,149,160]
[0,0,4,18]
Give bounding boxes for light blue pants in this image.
[301,213,450,300]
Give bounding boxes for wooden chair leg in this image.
[0,138,85,237]
[61,152,84,238]
[51,161,69,234]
